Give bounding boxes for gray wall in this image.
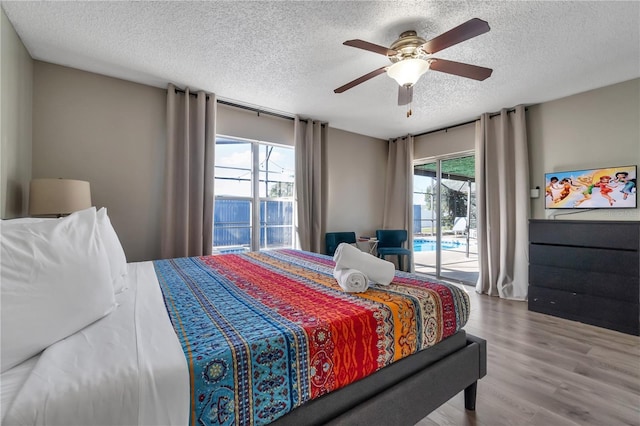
[217,104,294,147]
[412,79,639,222]
[325,127,387,240]
[33,61,167,261]
[413,121,475,161]
[528,78,640,221]
[1,8,32,218]
[10,28,639,265]
[32,62,388,260]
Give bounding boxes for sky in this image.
[215,140,295,198]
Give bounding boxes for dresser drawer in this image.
[529,244,639,277]
[528,286,581,320]
[529,264,639,302]
[529,220,640,250]
[529,287,639,334]
[580,295,639,335]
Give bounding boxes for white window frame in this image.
[214,135,295,252]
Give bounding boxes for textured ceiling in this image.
[3,1,639,139]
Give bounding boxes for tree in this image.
[269,181,294,198]
[423,181,469,228]
[441,181,468,228]
[424,182,437,210]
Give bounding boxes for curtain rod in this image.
[414,119,476,137]
[217,99,296,122]
[172,87,296,122]
[414,107,527,138]
[218,99,325,126]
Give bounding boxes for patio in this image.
[413,235,479,284]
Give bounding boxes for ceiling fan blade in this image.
[398,85,413,105]
[343,39,398,56]
[421,18,490,54]
[429,58,493,81]
[334,66,387,93]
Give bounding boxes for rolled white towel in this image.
[333,268,369,293]
[333,242,395,285]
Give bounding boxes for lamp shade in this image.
[29,179,92,216]
[387,58,430,87]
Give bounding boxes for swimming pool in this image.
[413,238,464,252]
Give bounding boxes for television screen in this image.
[545,165,637,209]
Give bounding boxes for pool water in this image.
[413,239,464,252]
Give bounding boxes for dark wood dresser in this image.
[528,219,640,335]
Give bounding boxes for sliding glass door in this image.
[413,154,478,284]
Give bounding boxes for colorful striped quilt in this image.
[153,249,470,426]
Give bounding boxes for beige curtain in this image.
[161,84,216,259]
[294,117,326,253]
[475,105,529,300]
[382,135,414,272]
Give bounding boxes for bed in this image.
[1,208,486,425]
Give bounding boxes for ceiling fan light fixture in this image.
[387,58,430,87]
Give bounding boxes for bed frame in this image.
[274,331,487,425]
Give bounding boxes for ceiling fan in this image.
[334,18,493,115]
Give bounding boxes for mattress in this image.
[153,249,470,426]
[1,262,189,426]
[2,250,470,426]
[0,355,39,421]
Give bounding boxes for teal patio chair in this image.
[325,232,357,256]
[376,229,412,272]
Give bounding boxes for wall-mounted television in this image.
[545,165,637,209]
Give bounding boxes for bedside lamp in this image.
[29,178,92,217]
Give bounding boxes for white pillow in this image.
[1,207,116,372]
[97,208,128,294]
[0,217,54,224]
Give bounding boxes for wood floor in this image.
[417,286,640,426]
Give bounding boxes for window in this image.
[213,136,294,253]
